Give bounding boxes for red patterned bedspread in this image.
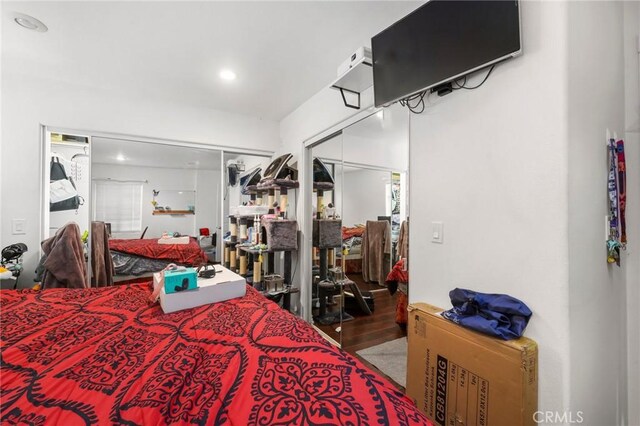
[108,238,207,265]
[342,225,365,240]
[1,284,430,426]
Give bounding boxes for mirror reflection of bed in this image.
[38,130,273,289]
[309,105,409,384]
[91,138,223,284]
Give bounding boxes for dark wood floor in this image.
[313,273,407,390]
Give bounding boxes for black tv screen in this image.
[372,0,521,107]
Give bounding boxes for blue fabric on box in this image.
[441,288,532,340]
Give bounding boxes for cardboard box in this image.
[163,267,198,294]
[406,303,538,426]
[160,266,246,313]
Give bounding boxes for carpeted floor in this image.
[356,336,408,387]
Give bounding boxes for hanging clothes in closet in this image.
[91,221,115,287]
[397,219,409,261]
[362,220,392,284]
[606,134,627,266]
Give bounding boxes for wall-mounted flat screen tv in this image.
[372,0,521,107]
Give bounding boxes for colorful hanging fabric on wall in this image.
[617,139,627,244]
[606,136,626,266]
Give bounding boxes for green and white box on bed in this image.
[159,266,246,313]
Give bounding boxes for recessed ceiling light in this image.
[116,154,125,161]
[219,69,237,81]
[14,13,48,32]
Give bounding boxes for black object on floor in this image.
[314,310,354,326]
[343,280,373,315]
[345,290,375,314]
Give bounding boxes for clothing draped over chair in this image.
[40,222,88,289]
[362,220,391,284]
[91,221,114,287]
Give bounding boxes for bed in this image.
[0,284,430,425]
[109,237,207,276]
[341,225,365,273]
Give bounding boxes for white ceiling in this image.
[2,1,420,121]
[91,137,269,170]
[92,137,223,170]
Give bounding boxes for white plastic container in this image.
[159,266,246,313]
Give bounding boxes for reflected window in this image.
[93,182,143,232]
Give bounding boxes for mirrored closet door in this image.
[309,133,345,346]
[41,127,279,290]
[90,138,223,284]
[307,105,409,367]
[339,106,409,362]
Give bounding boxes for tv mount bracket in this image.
[337,87,361,110]
[329,58,372,110]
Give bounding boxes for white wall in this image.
[0,73,279,286]
[195,169,221,238]
[623,3,640,426]
[342,169,389,227]
[567,3,627,424]
[92,163,205,239]
[282,2,638,422]
[342,133,407,172]
[280,86,375,156]
[280,1,638,421]
[410,1,571,416]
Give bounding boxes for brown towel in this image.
[397,220,409,260]
[91,221,114,287]
[42,223,88,289]
[362,220,391,284]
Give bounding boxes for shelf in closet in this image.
[152,210,194,215]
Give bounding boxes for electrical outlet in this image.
[11,219,26,235]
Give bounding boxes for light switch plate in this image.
[432,221,443,244]
[12,219,26,235]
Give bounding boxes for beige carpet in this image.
[356,337,407,387]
